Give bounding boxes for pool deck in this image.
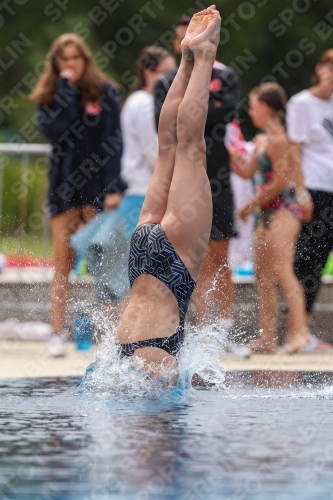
[1,340,333,378]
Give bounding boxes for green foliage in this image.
[0,156,48,234]
[0,234,52,257]
[1,0,332,138]
[0,155,50,255]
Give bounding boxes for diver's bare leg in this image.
[161,7,221,280]
[137,52,194,226]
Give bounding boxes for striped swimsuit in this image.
[120,223,196,358]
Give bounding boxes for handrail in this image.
[0,144,51,154]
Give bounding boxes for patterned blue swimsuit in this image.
[120,223,196,358]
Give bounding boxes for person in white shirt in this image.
[120,47,176,236]
[287,49,333,350]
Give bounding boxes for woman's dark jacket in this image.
[36,77,127,217]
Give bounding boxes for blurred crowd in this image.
[27,17,333,357]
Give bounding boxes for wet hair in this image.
[174,16,191,29]
[30,33,108,106]
[311,48,333,85]
[251,82,287,123]
[130,46,172,94]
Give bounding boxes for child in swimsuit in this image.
[253,148,302,228]
[229,82,314,355]
[116,6,221,382]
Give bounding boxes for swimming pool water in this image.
[1,371,333,500]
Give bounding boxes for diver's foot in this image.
[181,7,211,55]
[181,8,207,58]
[188,6,221,55]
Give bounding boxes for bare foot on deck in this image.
[282,331,312,354]
[282,334,332,354]
[181,6,221,57]
[247,335,279,354]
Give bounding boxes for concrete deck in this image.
[0,341,97,378]
[0,340,333,378]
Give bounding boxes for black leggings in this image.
[294,189,333,313]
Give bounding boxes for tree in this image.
[0,0,332,138]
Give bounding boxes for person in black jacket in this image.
[154,17,242,344]
[31,33,127,356]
